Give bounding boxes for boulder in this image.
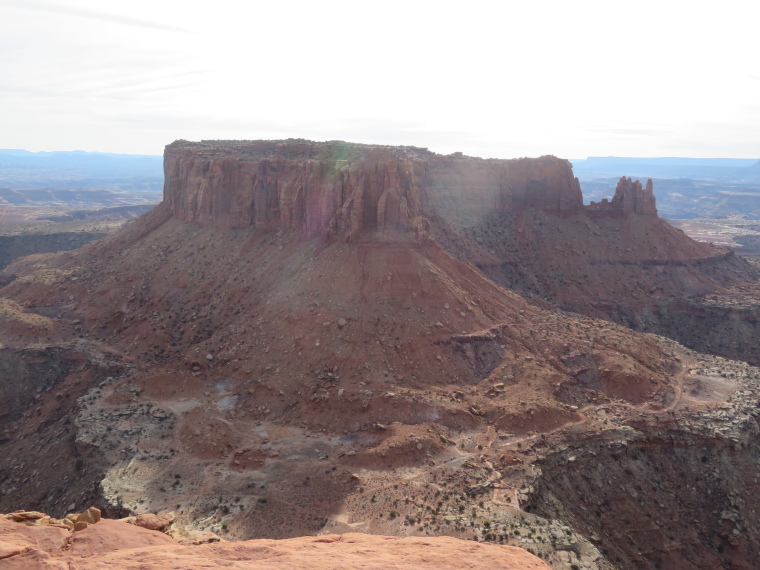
[5,511,46,523]
[134,512,175,532]
[76,507,101,525]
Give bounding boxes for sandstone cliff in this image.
[163,140,760,362]
[587,176,657,216]
[163,140,584,239]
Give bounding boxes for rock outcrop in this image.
[0,514,550,569]
[134,512,175,532]
[164,140,427,238]
[587,176,657,216]
[163,140,584,238]
[2,507,101,532]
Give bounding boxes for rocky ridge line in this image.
[0,510,549,569]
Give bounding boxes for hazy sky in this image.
[1,0,758,158]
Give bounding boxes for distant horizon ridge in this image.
[1,146,758,163]
[0,149,162,159]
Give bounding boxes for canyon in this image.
[0,205,156,270]
[2,139,760,569]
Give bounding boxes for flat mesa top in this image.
[164,139,439,161]
[164,139,564,165]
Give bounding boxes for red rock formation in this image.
[587,176,657,216]
[499,155,584,214]
[163,140,427,239]
[163,141,583,239]
[0,516,550,569]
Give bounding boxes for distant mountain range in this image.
[0,149,162,175]
[0,149,163,196]
[572,156,760,182]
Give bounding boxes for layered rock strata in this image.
[163,140,584,238]
[587,176,657,216]
[164,139,760,361]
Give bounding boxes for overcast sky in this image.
[1,0,758,158]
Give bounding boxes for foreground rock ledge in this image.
[0,516,549,569]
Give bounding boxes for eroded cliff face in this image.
[164,141,428,238]
[163,140,585,239]
[587,177,657,216]
[161,140,760,364]
[162,140,704,254]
